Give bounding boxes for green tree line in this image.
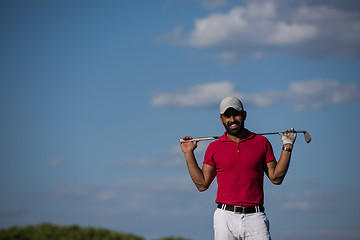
[0,223,190,240]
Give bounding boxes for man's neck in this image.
[226,129,247,143]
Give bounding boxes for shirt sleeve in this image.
[265,139,276,163]
[203,143,216,167]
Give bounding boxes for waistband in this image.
[217,203,265,214]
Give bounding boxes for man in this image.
[179,96,296,240]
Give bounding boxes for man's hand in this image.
[179,136,198,153]
[279,128,297,146]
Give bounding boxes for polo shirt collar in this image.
[219,129,255,142]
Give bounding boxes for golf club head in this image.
[303,131,312,143]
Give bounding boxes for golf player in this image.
[179,96,297,240]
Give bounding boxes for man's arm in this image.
[265,143,292,185]
[265,129,297,185]
[180,137,216,192]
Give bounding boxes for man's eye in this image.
[224,112,240,118]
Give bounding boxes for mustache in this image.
[227,120,240,126]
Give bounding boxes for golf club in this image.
[180,130,311,143]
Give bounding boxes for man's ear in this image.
[243,111,247,120]
[220,114,224,125]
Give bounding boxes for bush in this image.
[0,223,144,240]
[153,237,192,240]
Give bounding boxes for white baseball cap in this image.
[219,96,244,114]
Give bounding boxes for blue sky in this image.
[1,0,360,239]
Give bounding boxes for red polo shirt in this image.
[204,130,276,207]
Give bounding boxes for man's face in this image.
[220,108,246,136]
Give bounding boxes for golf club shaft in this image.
[180,130,311,143]
[257,130,307,135]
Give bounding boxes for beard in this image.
[223,120,245,136]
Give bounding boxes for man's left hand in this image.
[279,128,297,145]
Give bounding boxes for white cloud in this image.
[116,142,208,169]
[0,205,27,217]
[264,22,317,45]
[299,230,360,238]
[41,183,90,199]
[96,190,116,202]
[188,7,248,47]
[35,177,215,220]
[201,0,228,10]
[24,177,214,240]
[159,0,360,60]
[285,79,360,111]
[278,229,360,240]
[47,158,66,168]
[279,201,310,211]
[116,156,184,168]
[151,80,360,111]
[151,81,238,107]
[215,51,240,65]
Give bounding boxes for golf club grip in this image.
[180,137,218,143]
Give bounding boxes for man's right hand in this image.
[179,136,198,153]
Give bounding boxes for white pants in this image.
[214,208,271,240]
